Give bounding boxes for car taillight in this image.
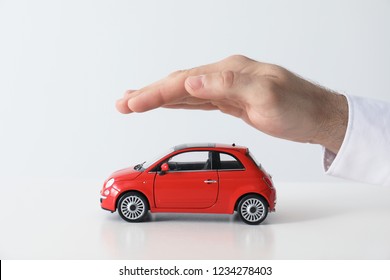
[263,176,274,189]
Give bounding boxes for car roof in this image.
[173,143,247,153]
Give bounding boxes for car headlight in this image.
[105,178,115,189]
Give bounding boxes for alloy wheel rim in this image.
[241,198,265,222]
[121,196,145,220]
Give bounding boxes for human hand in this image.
[116,55,348,153]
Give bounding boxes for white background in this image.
[1,0,390,259]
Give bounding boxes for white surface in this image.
[1,178,389,259]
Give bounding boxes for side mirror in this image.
[161,163,169,172]
[159,163,169,175]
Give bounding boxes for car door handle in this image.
[204,179,218,184]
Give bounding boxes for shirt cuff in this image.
[323,94,390,186]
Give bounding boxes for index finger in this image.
[119,61,223,113]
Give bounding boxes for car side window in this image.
[168,151,212,171]
[219,153,244,170]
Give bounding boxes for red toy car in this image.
[100,143,276,225]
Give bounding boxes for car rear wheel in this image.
[118,192,149,222]
[238,194,268,225]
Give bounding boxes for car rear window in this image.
[248,150,261,167]
[219,153,244,170]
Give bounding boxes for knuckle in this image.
[220,70,235,89]
[225,54,251,64]
[264,64,289,80]
[220,55,256,72]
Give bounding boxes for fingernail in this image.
[186,75,204,90]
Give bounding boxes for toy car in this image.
[100,143,276,225]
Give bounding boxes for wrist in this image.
[313,91,349,154]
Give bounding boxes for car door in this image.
[154,151,219,209]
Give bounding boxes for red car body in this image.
[100,143,276,225]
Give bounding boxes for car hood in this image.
[110,166,142,181]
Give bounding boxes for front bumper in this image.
[100,189,118,212]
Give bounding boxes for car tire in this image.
[118,192,149,222]
[238,194,268,225]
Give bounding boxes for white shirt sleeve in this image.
[324,94,390,186]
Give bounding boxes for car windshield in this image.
[136,147,174,170]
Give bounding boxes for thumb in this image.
[184,70,246,101]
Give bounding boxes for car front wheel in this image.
[118,192,149,222]
[238,194,268,225]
